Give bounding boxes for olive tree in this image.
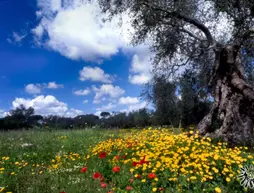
[98,0,254,145]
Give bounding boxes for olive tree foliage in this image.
[98,0,253,74]
[98,0,254,145]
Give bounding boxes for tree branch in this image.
[180,28,203,42]
[141,1,216,47]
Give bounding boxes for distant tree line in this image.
[0,69,212,131]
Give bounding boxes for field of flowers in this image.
[0,128,253,193]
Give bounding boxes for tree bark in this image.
[198,45,254,146]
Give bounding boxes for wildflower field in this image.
[0,128,254,193]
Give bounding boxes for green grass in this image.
[0,129,119,193]
[0,128,253,193]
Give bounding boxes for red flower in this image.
[99,152,107,159]
[136,174,142,179]
[148,173,157,179]
[126,186,132,191]
[60,192,66,193]
[93,172,102,179]
[115,155,120,160]
[159,187,164,191]
[140,156,149,164]
[122,155,127,159]
[132,161,138,166]
[108,191,114,193]
[132,156,148,167]
[80,167,88,173]
[129,178,134,183]
[112,166,121,173]
[101,182,107,188]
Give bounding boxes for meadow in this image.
[0,127,253,193]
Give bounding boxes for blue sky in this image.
[0,0,152,117]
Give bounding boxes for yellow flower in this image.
[154,178,159,181]
[223,168,229,172]
[214,155,219,160]
[152,187,157,192]
[215,187,222,193]
[141,179,146,183]
[190,176,197,180]
[52,164,59,169]
[226,177,231,182]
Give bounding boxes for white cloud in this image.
[12,95,83,117]
[7,32,27,44]
[120,101,148,113]
[32,24,44,39]
[47,82,64,89]
[128,46,153,85]
[73,88,90,96]
[51,0,62,12]
[0,109,6,118]
[25,82,63,95]
[129,74,151,85]
[79,66,114,83]
[83,100,89,104]
[92,84,125,104]
[96,103,116,111]
[94,111,102,117]
[33,0,131,61]
[32,0,153,84]
[25,84,42,95]
[119,96,139,105]
[64,108,84,118]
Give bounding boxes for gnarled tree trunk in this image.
[198,45,254,146]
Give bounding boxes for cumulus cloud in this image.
[129,74,151,85]
[25,82,63,95]
[96,103,116,112]
[73,88,90,96]
[120,101,148,113]
[79,66,114,83]
[47,82,64,89]
[32,0,153,85]
[64,108,84,118]
[25,84,42,95]
[128,46,153,85]
[0,109,7,118]
[32,0,132,61]
[119,96,139,105]
[92,84,125,104]
[12,95,83,117]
